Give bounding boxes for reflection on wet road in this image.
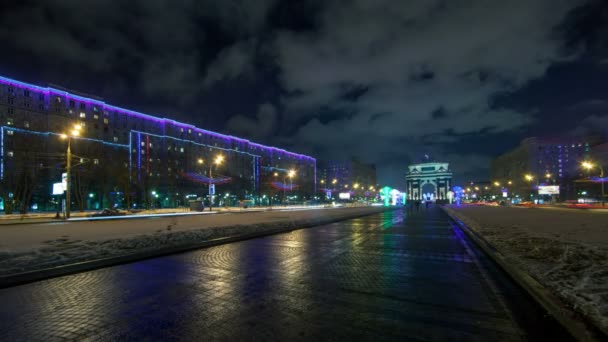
[0,207,570,341]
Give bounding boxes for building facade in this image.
[317,157,377,195]
[491,136,603,200]
[0,75,316,213]
[405,161,452,201]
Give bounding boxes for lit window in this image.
[180,128,184,133]
[93,114,99,119]
[80,112,86,118]
[24,90,30,97]
[141,142,145,147]
[93,159,99,165]
[113,137,119,142]
[198,133,202,136]
[188,129,192,134]
[180,147,184,153]
[7,130,13,135]
[7,151,13,157]
[149,143,153,148]
[7,86,13,92]
[7,119,13,126]
[103,118,109,124]
[24,121,29,128]
[80,158,84,163]
[93,106,98,112]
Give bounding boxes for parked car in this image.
[90,208,127,217]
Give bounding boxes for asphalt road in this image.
[0,207,572,341]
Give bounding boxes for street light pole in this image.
[582,161,605,207]
[61,124,81,219]
[66,137,72,219]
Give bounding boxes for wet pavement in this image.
[0,207,572,341]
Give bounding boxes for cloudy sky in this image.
[1,0,607,186]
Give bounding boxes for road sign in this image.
[61,173,67,190]
[209,184,215,195]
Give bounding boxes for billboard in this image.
[538,185,559,195]
[338,192,351,200]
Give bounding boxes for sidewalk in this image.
[0,205,392,283]
[443,204,608,337]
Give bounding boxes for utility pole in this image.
[66,138,71,219]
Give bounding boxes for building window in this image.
[188,129,192,134]
[39,94,44,101]
[24,90,29,97]
[7,86,13,93]
[180,128,184,133]
[7,118,13,126]
[39,104,44,111]
[113,137,119,142]
[8,98,13,105]
[56,97,61,103]
[69,100,75,108]
[7,151,13,157]
[180,147,184,153]
[80,112,86,118]
[24,121,29,128]
[104,118,109,124]
[6,130,13,136]
[93,106,99,112]
[93,159,99,165]
[80,103,85,110]
[93,114,99,120]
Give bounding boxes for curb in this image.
[441,206,607,342]
[0,207,398,289]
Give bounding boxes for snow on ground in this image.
[0,206,388,277]
[444,205,608,333]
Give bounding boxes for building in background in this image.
[0,75,316,213]
[491,136,604,201]
[317,157,377,198]
[405,158,452,202]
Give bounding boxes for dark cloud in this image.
[0,0,604,185]
[225,103,278,141]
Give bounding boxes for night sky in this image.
[1,0,607,186]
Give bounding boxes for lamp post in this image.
[60,124,82,219]
[208,155,224,210]
[284,169,295,204]
[582,161,605,206]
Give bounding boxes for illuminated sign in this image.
[61,172,67,191]
[502,191,508,198]
[338,192,351,200]
[52,183,64,195]
[538,185,559,195]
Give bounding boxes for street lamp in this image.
[582,161,605,206]
[199,155,224,210]
[281,169,296,204]
[59,123,82,219]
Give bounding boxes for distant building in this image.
[491,136,604,200]
[318,157,377,192]
[405,158,453,201]
[590,142,608,166]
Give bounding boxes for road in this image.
[0,207,571,341]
